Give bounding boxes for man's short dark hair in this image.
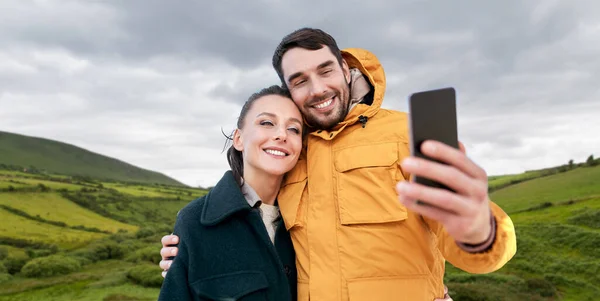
[272,28,344,88]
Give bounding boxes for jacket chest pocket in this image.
[334,142,407,225]
[191,271,269,301]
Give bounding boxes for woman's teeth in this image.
[265,149,286,156]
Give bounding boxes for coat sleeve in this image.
[397,140,517,274]
[158,217,196,301]
[424,201,517,274]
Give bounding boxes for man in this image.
[160,28,517,300]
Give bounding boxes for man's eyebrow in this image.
[317,60,335,70]
[286,60,336,84]
[287,71,304,84]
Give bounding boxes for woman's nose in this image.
[274,126,287,141]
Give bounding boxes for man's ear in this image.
[341,58,351,84]
[232,129,243,151]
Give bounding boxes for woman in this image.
[158,85,302,301]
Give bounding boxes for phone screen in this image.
[408,87,459,192]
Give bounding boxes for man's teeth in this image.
[265,149,286,156]
[314,98,333,109]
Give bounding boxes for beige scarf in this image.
[348,68,371,111]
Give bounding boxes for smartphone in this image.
[408,87,459,195]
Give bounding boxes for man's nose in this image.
[309,78,327,97]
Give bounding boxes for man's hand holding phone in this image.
[396,87,492,246]
[396,140,492,245]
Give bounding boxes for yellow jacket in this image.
[278,48,517,300]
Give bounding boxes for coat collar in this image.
[200,171,252,226]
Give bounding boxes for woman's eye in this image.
[260,120,274,126]
[288,127,300,134]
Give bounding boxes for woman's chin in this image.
[260,166,292,178]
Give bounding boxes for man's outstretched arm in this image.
[396,140,517,273]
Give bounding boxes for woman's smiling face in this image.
[233,94,303,179]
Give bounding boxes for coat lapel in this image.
[200,171,251,226]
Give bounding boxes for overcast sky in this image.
[1,0,598,187]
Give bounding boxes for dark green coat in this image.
[158,171,297,301]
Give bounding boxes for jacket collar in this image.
[309,48,386,141]
[200,171,252,226]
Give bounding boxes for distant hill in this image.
[0,131,184,186]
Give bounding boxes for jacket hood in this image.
[311,48,387,140]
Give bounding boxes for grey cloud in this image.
[2,0,600,186]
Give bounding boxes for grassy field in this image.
[444,165,600,301]
[0,245,27,258]
[103,183,185,198]
[0,260,160,301]
[0,171,41,178]
[0,208,107,249]
[0,192,138,233]
[0,180,31,189]
[488,169,547,191]
[1,159,598,300]
[11,179,86,191]
[490,165,600,213]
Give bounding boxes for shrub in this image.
[0,272,12,283]
[0,247,7,260]
[103,294,144,301]
[92,241,127,261]
[127,265,163,288]
[21,255,81,277]
[567,209,600,229]
[125,246,161,264]
[526,278,556,297]
[37,183,50,192]
[586,154,595,166]
[25,248,57,259]
[135,225,174,239]
[71,240,128,264]
[446,284,493,301]
[0,261,6,273]
[135,228,155,239]
[4,253,30,274]
[0,236,58,251]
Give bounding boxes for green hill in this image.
[445,165,600,301]
[0,131,184,186]
[491,165,600,213]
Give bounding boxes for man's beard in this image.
[304,84,350,130]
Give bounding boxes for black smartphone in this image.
[408,87,459,194]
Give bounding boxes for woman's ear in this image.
[232,129,243,151]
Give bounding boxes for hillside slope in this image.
[0,131,183,186]
[445,165,600,301]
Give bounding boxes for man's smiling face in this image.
[281,46,351,130]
